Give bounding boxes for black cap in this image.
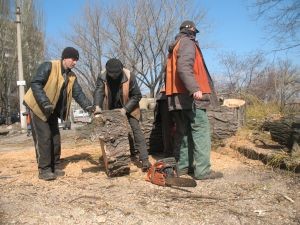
[106,58,123,79]
[61,47,79,60]
[179,20,199,33]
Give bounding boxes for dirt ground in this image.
[0,125,299,225]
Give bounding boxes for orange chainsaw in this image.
[146,157,197,187]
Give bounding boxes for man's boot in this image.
[38,169,56,181]
[54,169,65,177]
[194,170,223,180]
[141,159,151,172]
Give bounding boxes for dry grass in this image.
[267,151,289,168]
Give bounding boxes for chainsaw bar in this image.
[165,177,197,187]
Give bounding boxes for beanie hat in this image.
[61,47,79,60]
[179,20,199,33]
[106,58,123,79]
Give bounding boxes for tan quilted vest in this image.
[103,68,141,120]
[23,60,76,121]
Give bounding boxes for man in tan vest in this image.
[24,47,94,181]
[93,58,151,171]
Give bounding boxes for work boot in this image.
[141,159,151,172]
[54,169,65,177]
[194,170,223,180]
[178,167,194,176]
[38,170,56,181]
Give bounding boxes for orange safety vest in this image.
[165,39,211,96]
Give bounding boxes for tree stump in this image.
[208,105,245,140]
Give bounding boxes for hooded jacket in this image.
[93,68,141,120]
[166,31,218,111]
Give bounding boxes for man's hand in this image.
[193,91,203,100]
[94,106,102,115]
[43,104,54,118]
[85,105,95,113]
[119,108,127,116]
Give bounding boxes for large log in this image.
[140,102,245,154]
[140,109,164,154]
[76,110,131,177]
[261,117,300,154]
[75,100,245,157]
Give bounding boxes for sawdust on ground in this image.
[0,126,299,225]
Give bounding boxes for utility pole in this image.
[16,5,26,129]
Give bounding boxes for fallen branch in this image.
[282,194,295,203]
[68,195,103,204]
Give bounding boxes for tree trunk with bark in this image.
[76,110,131,177]
[208,105,245,140]
[140,103,245,154]
[261,117,300,154]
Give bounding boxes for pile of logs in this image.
[140,101,245,154]
[76,99,246,176]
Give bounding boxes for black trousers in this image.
[30,111,61,172]
[127,115,148,161]
[157,99,174,157]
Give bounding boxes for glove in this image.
[119,108,127,116]
[43,104,54,118]
[94,105,102,115]
[85,105,95,113]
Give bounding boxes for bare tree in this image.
[273,60,300,110]
[218,51,299,111]
[0,0,44,123]
[252,0,300,51]
[218,52,265,97]
[103,0,205,97]
[20,0,45,87]
[65,1,105,100]
[67,0,206,97]
[0,0,17,122]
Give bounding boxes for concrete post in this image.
[16,6,26,129]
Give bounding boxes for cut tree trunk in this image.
[208,106,245,140]
[261,116,300,154]
[75,103,246,157]
[141,104,245,154]
[76,110,131,177]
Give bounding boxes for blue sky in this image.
[41,0,299,75]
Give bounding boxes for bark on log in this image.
[141,104,245,154]
[208,106,245,140]
[140,109,164,154]
[261,117,300,153]
[75,102,245,157]
[76,110,131,177]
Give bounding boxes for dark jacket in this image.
[26,61,91,120]
[167,31,218,111]
[93,69,142,113]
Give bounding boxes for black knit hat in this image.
[180,20,199,33]
[106,58,123,78]
[61,47,79,60]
